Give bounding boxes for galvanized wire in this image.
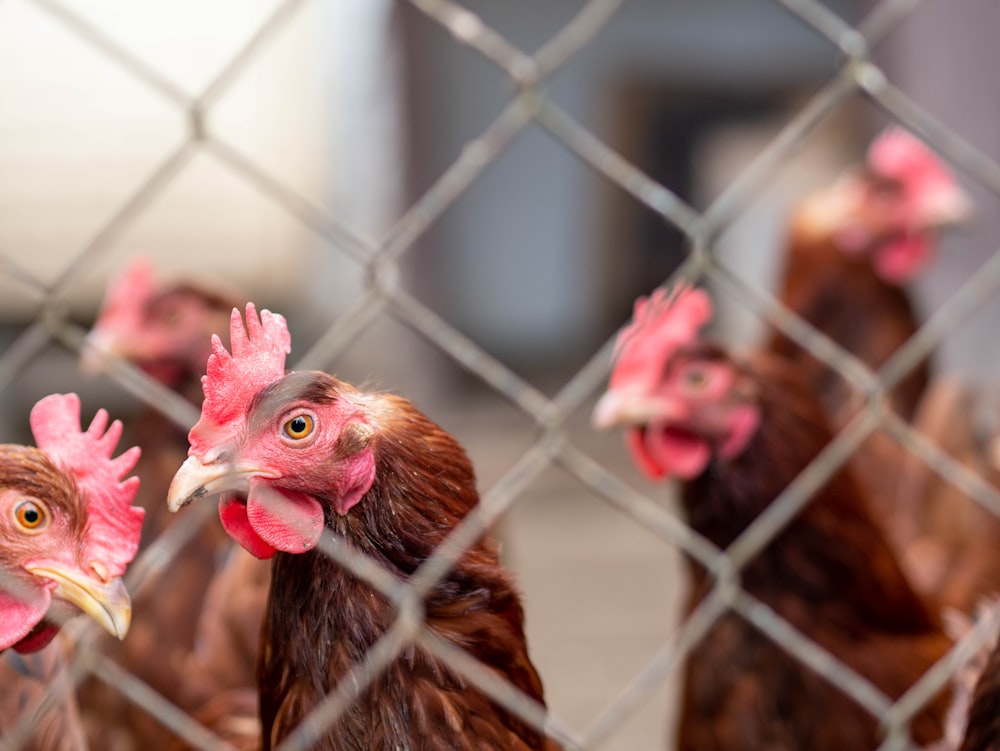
[3,0,1000,749]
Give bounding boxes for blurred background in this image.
[0,0,998,748]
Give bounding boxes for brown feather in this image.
[676,351,951,749]
[257,386,557,750]
[79,281,270,751]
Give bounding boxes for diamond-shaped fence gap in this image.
[427,390,543,492]
[387,288,554,418]
[693,98,869,343]
[559,0,857,105]
[580,586,733,750]
[499,461,683,749]
[378,95,535,267]
[401,1,534,187]
[54,0,287,97]
[24,0,191,108]
[697,77,860,240]
[555,442,723,573]
[47,316,202,432]
[294,300,489,418]
[201,136,375,265]
[0,2,190,279]
[206,1,335,216]
[406,126,641,380]
[868,0,1000,183]
[77,151,320,305]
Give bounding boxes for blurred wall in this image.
[0,0,315,313]
[403,0,863,371]
[878,1,1000,385]
[0,0,411,429]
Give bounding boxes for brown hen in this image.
[594,286,952,749]
[167,304,559,750]
[81,258,266,751]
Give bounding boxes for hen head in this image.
[0,394,143,652]
[592,286,760,481]
[83,257,239,388]
[167,304,377,560]
[798,127,970,283]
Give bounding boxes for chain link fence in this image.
[2,0,1000,749]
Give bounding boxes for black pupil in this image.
[23,506,39,524]
[290,417,308,434]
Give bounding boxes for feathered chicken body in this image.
[0,393,142,749]
[82,258,263,751]
[772,127,970,422]
[168,305,555,750]
[594,286,951,749]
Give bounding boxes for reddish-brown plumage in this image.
[80,265,266,751]
[770,222,929,422]
[594,287,952,748]
[0,394,142,750]
[168,306,557,750]
[676,351,951,749]
[0,641,89,751]
[769,128,969,424]
[766,133,971,605]
[254,384,556,750]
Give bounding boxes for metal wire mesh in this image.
[2,0,999,749]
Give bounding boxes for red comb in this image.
[29,394,143,577]
[190,303,291,456]
[867,127,956,198]
[92,257,156,336]
[610,284,713,391]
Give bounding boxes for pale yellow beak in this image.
[26,564,132,639]
[79,330,121,375]
[592,390,680,430]
[167,454,265,512]
[920,183,973,228]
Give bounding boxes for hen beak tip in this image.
[26,566,132,639]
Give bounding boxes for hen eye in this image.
[13,500,47,532]
[685,369,709,388]
[283,414,315,440]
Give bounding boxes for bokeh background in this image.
[1,0,999,748]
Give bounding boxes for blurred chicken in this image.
[167,304,558,750]
[888,379,1000,612]
[0,392,143,750]
[594,286,951,748]
[771,126,970,422]
[81,258,264,751]
[770,128,974,599]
